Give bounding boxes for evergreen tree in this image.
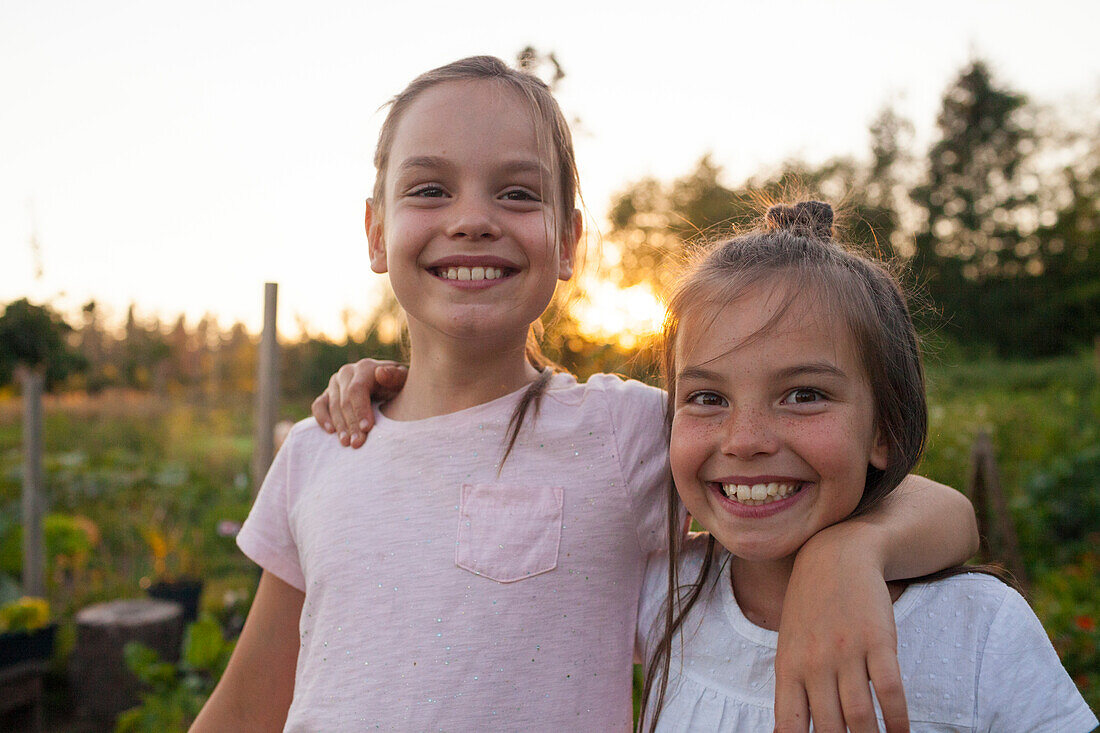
[910,61,1039,352]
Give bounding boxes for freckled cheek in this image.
[793,422,872,510]
[670,419,716,489]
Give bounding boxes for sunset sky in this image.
[2,0,1097,338]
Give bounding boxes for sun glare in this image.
[570,277,666,349]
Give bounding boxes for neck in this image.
[381,326,542,420]
[728,554,796,632]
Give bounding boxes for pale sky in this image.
[2,0,1098,338]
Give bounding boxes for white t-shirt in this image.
[238,373,671,731]
[637,535,1098,732]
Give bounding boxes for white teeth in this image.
[440,266,504,281]
[720,482,801,506]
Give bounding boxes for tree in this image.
[911,59,1100,356]
[910,61,1040,352]
[605,140,917,296]
[0,299,85,389]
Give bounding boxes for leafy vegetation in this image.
[116,615,235,733]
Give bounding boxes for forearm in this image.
[190,571,302,732]
[804,474,978,581]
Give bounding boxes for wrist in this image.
[795,518,889,577]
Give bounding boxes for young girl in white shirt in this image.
[636,200,1096,731]
[195,57,978,731]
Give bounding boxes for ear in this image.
[365,198,387,274]
[557,208,582,281]
[870,428,889,471]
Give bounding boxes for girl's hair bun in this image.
[764,200,834,239]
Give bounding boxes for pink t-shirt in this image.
[237,373,670,730]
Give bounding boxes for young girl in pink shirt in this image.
[195,57,977,732]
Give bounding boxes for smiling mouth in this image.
[717,481,804,506]
[432,266,513,281]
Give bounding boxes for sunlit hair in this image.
[638,200,929,731]
[370,56,584,464]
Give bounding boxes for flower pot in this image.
[0,623,57,670]
[147,578,203,624]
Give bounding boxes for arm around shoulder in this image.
[800,473,978,581]
[190,571,304,732]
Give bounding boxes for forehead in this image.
[387,80,545,170]
[674,280,861,372]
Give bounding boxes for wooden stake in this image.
[18,364,46,598]
[252,283,279,494]
[968,430,1029,592]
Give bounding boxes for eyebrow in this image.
[394,156,550,179]
[676,361,848,384]
[395,156,454,175]
[772,362,848,381]
[675,365,724,384]
[497,159,550,178]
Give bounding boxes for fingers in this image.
[773,674,810,733]
[342,359,407,447]
[803,673,846,733]
[313,359,409,448]
[328,367,353,445]
[867,647,909,733]
[310,392,335,433]
[837,662,881,733]
[374,363,408,393]
[335,363,362,446]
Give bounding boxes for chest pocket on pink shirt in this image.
[455,484,563,583]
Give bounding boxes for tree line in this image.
[2,59,1098,398]
[607,60,1099,358]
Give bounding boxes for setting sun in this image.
[570,276,665,349]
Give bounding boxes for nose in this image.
[446,196,502,241]
[719,406,779,459]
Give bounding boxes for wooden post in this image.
[252,283,279,493]
[18,364,46,598]
[968,430,1029,592]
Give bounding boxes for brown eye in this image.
[501,188,540,202]
[783,388,824,405]
[410,185,446,198]
[687,391,727,407]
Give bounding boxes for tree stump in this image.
[70,599,183,722]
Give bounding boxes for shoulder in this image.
[644,532,710,579]
[269,417,357,478]
[639,534,715,644]
[564,373,666,434]
[678,532,714,574]
[911,571,1011,602]
[546,371,663,408]
[901,572,1013,629]
[580,372,666,405]
[282,416,334,446]
[542,372,666,440]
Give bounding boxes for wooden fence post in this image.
[968,430,1029,592]
[251,283,279,493]
[18,364,46,598]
